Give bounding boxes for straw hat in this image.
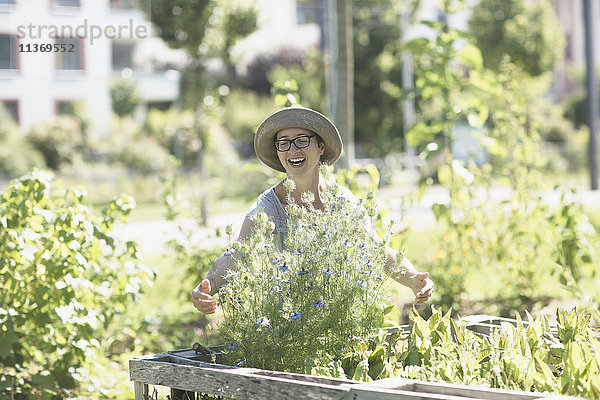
[254,107,343,172]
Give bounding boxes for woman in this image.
[192,107,434,314]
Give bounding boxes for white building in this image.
[0,0,182,139]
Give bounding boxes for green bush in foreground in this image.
[218,175,394,372]
[0,170,154,399]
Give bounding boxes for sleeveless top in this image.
[245,183,360,249]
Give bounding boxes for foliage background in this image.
[1,0,600,398]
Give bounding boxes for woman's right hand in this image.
[191,279,216,314]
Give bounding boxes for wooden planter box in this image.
[129,316,582,400]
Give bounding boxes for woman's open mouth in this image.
[288,157,306,168]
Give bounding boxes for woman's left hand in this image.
[412,272,434,304]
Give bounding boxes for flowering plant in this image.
[218,172,392,372]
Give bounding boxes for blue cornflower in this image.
[312,300,323,307]
[337,345,346,351]
[290,312,301,320]
[256,317,270,327]
[235,360,244,367]
[297,270,309,275]
[228,343,238,349]
[223,248,235,256]
[343,240,353,246]
[271,259,281,265]
[358,244,367,251]
[322,268,334,275]
[279,263,290,272]
[365,261,374,267]
[224,272,238,280]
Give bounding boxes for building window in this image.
[53,0,79,7]
[0,34,18,70]
[1,100,19,123]
[112,41,135,70]
[55,37,84,71]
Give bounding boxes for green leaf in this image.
[458,43,483,69]
[450,318,464,345]
[353,359,370,381]
[533,355,554,389]
[432,203,449,221]
[437,164,452,185]
[0,330,18,358]
[368,346,385,365]
[401,37,431,54]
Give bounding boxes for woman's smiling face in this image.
[275,128,324,177]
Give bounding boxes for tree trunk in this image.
[331,0,355,169]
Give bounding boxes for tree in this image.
[469,0,565,77]
[149,0,257,95]
[148,0,213,58]
[351,0,405,157]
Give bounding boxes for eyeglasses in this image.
[274,135,316,152]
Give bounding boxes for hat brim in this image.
[254,107,343,172]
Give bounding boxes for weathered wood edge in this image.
[353,378,541,400]
[347,377,583,400]
[129,358,351,399]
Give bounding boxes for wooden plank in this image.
[341,384,519,400]
[257,369,353,387]
[129,358,350,399]
[411,381,542,400]
[133,381,148,400]
[353,377,584,400]
[344,378,543,400]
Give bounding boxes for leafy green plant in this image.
[218,174,393,372]
[110,79,141,117]
[27,116,85,170]
[469,0,565,77]
[317,306,600,398]
[550,190,600,323]
[0,170,154,399]
[417,62,600,317]
[402,307,600,398]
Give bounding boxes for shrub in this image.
[113,136,171,174]
[27,116,85,170]
[110,79,141,117]
[0,110,45,178]
[218,175,393,372]
[0,170,154,398]
[221,89,278,157]
[0,136,46,179]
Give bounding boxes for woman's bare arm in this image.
[191,216,256,313]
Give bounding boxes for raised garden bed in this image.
[129,316,584,399]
